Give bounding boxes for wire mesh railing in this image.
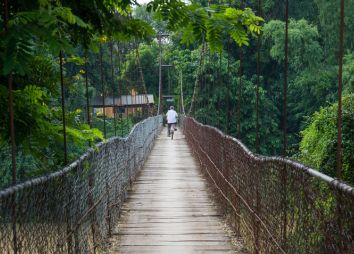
[0,115,162,254]
[182,116,354,254]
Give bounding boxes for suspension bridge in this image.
[1,0,353,253]
[0,115,353,254]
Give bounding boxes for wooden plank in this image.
[108,128,245,253]
[112,246,237,254]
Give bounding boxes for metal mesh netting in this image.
[0,116,162,254]
[182,116,354,254]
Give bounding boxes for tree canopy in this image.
[1,0,353,187]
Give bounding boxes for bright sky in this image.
[136,0,153,4]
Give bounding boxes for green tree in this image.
[299,96,354,185]
[263,19,322,72]
[314,0,354,63]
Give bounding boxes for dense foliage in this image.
[0,0,156,187]
[130,0,353,184]
[1,0,353,187]
[299,96,354,184]
[0,0,262,187]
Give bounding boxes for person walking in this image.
[166,106,178,137]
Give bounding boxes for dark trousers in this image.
[167,123,176,136]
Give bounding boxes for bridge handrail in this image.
[189,117,354,196]
[182,116,354,254]
[0,115,163,254]
[0,116,161,198]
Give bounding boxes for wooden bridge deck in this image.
[109,128,245,254]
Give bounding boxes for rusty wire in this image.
[0,116,162,254]
[182,116,354,254]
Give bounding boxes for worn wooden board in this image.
[109,128,245,254]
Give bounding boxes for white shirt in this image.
[166,109,178,123]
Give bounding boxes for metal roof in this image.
[92,94,154,107]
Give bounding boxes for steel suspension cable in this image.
[99,43,107,138]
[59,50,68,165]
[336,1,345,252]
[158,33,163,115]
[282,0,289,157]
[281,1,289,252]
[116,45,123,136]
[213,52,217,126]
[4,0,17,185]
[135,47,150,117]
[207,45,211,124]
[201,41,206,123]
[218,50,222,130]
[226,40,231,134]
[123,47,129,125]
[132,44,137,118]
[237,48,243,139]
[254,3,263,250]
[84,51,91,129]
[110,42,117,136]
[4,1,17,249]
[180,70,185,114]
[336,0,344,181]
[256,0,262,153]
[188,43,205,115]
[237,0,244,139]
[116,45,121,102]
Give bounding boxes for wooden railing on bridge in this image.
[0,116,162,254]
[182,116,354,254]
